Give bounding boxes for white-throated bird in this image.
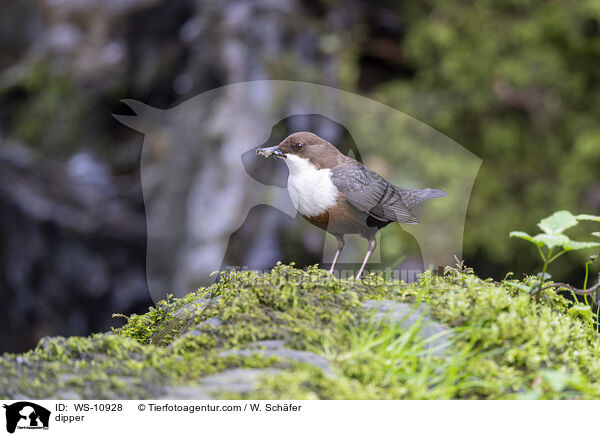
[257,132,447,279]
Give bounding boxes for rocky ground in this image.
[2,263,600,400]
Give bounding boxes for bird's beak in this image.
[256,145,286,159]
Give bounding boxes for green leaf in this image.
[510,230,597,251]
[567,304,596,324]
[517,389,541,400]
[561,240,600,251]
[509,231,543,247]
[538,211,578,235]
[540,369,572,392]
[576,214,600,222]
[592,232,600,239]
[504,281,533,294]
[536,272,552,281]
[532,234,570,249]
[509,231,531,239]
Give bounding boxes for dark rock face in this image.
[0,145,150,352]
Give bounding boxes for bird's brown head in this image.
[256,132,343,169]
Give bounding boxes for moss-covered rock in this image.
[1,263,600,399]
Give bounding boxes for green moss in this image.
[2,263,600,399]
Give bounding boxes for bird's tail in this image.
[399,188,447,209]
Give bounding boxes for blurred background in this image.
[1,0,599,352]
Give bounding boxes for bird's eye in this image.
[293,143,304,151]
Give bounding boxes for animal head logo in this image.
[114,81,481,302]
[3,402,50,433]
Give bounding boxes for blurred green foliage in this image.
[371,0,600,279]
[13,62,90,157]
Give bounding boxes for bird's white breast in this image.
[284,155,338,217]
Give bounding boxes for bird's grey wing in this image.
[330,164,418,223]
[397,187,447,210]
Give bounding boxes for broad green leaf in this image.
[567,304,596,324]
[509,231,542,247]
[509,231,531,239]
[532,233,570,249]
[538,210,578,235]
[540,369,572,392]
[517,389,541,400]
[576,214,600,222]
[561,240,600,251]
[592,232,600,238]
[536,272,552,281]
[504,281,533,294]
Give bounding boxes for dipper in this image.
[257,132,447,279]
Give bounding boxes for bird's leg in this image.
[356,235,377,279]
[329,236,345,274]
